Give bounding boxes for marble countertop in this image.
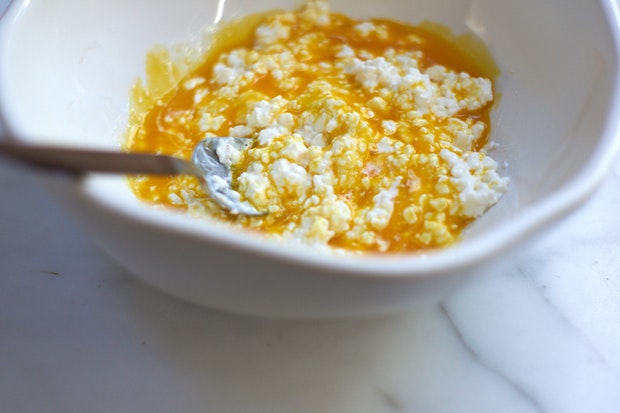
[2,4,620,413]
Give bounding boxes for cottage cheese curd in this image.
[127,0,508,253]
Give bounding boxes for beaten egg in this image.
[126,0,509,253]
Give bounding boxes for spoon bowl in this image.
[193,137,263,216]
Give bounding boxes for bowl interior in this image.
[1,0,619,268]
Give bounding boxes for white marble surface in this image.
[2,5,620,413]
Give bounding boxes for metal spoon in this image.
[0,137,263,216]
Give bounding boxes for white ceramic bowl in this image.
[1,0,619,317]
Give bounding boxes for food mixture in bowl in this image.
[126,0,509,253]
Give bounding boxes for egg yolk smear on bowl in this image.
[126,0,508,254]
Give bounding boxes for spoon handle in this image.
[0,141,191,176]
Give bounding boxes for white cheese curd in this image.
[269,158,312,198]
[439,149,509,218]
[215,141,243,168]
[366,178,402,231]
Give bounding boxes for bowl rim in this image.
[1,0,620,279]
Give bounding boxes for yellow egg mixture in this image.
[126,0,509,253]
